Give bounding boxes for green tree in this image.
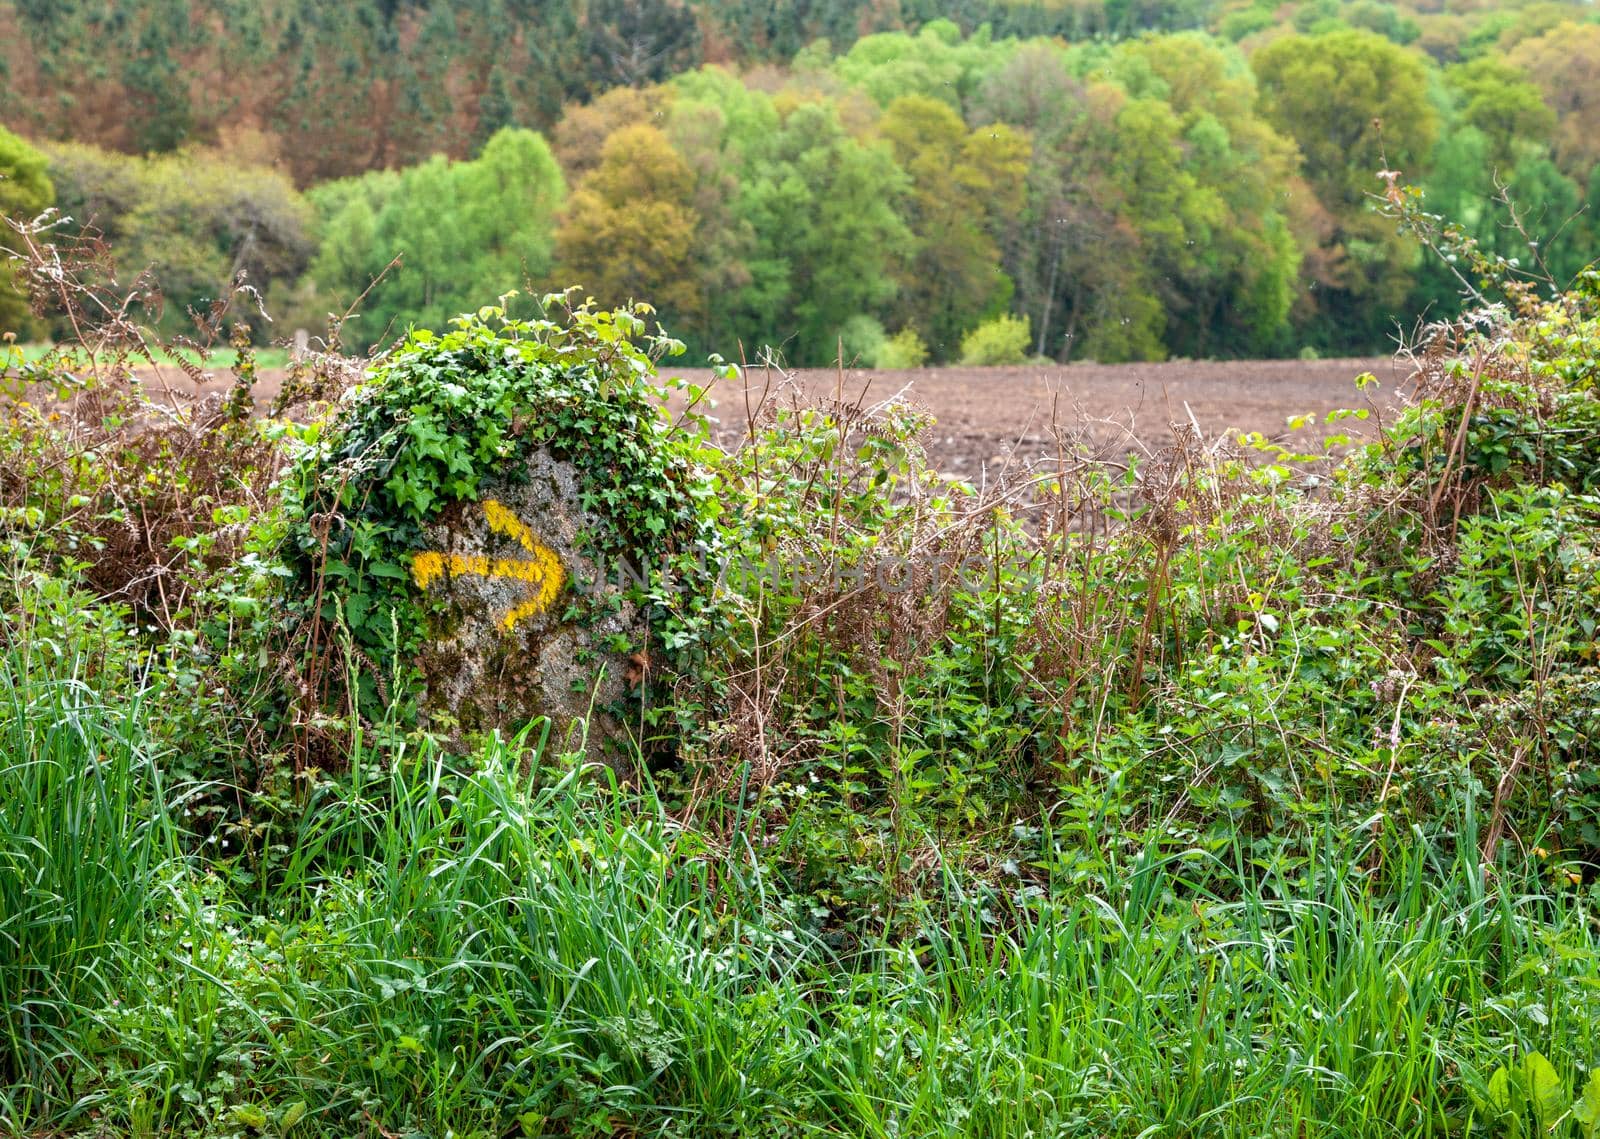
[1412,127,1591,316]
[582,0,703,90]
[1509,23,1600,181]
[668,72,912,361]
[878,94,1029,357]
[121,11,193,152]
[1343,0,1421,45]
[1252,28,1438,349]
[668,65,782,160]
[1252,28,1437,212]
[0,125,54,338]
[697,0,896,60]
[832,20,1016,110]
[476,68,518,150]
[1444,56,1556,171]
[664,96,758,356]
[959,312,1031,364]
[731,100,913,364]
[976,39,1278,362]
[974,43,1150,360]
[1109,33,1302,355]
[307,128,565,349]
[44,140,314,338]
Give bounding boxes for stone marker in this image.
[405,448,646,760]
[281,305,719,770]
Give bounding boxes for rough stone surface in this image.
[410,448,641,762]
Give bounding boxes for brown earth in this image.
[664,356,1410,474]
[178,354,1411,475]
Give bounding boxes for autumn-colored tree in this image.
[555,124,704,324]
[42,139,312,338]
[1509,22,1600,180]
[553,86,674,183]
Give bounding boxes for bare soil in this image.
[180,354,1411,474]
[666,356,1409,474]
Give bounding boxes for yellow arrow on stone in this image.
[411,499,565,632]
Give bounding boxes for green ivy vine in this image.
[278,296,729,726]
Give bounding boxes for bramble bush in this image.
[672,267,1600,922]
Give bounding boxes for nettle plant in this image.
[278,295,728,731]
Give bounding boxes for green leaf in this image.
[231,1104,269,1131]
[1482,1064,1514,1113]
[1522,1051,1568,1127]
[1575,1070,1600,1138]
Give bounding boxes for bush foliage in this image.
[958,311,1032,364]
[277,296,726,729]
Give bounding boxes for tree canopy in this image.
[0,124,53,337]
[306,129,565,350]
[2,0,1598,360]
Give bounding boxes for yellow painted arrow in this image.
[411,499,565,632]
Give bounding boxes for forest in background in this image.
[2,0,1599,364]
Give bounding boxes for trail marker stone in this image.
[409,448,642,762]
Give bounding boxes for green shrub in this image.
[836,313,887,366]
[959,312,1031,365]
[877,325,929,368]
[43,139,311,340]
[11,215,1600,1138]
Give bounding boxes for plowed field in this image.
[195,354,1411,474]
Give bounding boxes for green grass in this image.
[8,292,1600,1136]
[4,644,1600,1136]
[3,342,292,371]
[0,638,183,1112]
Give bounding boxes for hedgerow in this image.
[7,200,1600,1134]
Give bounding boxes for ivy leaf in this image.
[231,1104,269,1131]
